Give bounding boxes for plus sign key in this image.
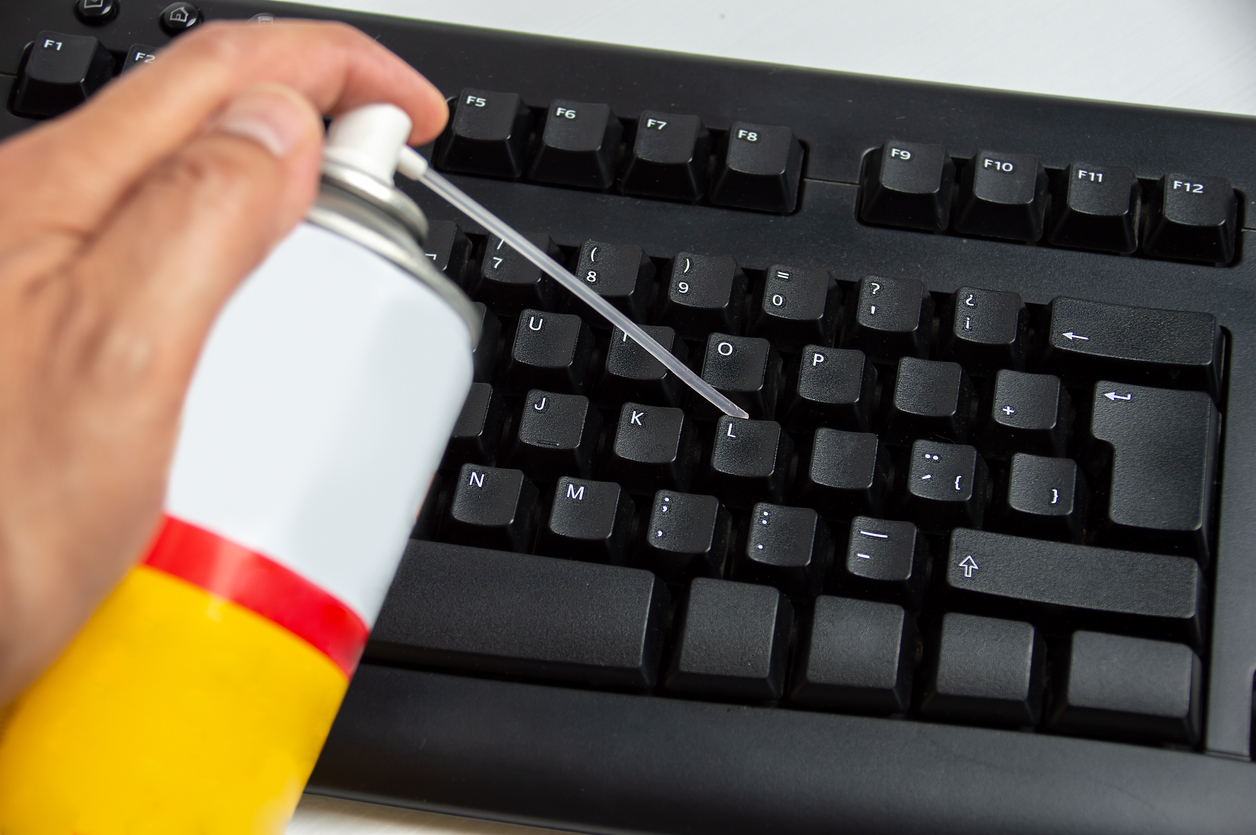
[902,441,988,531]
[983,370,1070,458]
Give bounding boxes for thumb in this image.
[67,83,325,391]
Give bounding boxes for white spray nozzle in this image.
[325,104,413,183]
[325,104,749,420]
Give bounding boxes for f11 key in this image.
[1045,297,1223,398]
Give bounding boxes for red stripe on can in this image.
[142,515,368,678]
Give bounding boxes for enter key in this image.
[1089,382,1220,561]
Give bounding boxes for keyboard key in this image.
[474,233,560,313]
[945,529,1206,649]
[423,220,472,285]
[735,503,832,598]
[643,490,732,582]
[1048,631,1201,745]
[790,597,915,714]
[510,390,601,481]
[159,2,202,34]
[903,441,987,531]
[953,150,1049,242]
[536,478,636,565]
[665,578,793,701]
[596,325,687,407]
[698,333,782,419]
[940,287,1026,372]
[655,253,748,338]
[76,0,119,24]
[884,358,974,444]
[996,453,1085,542]
[983,370,1070,458]
[122,45,160,72]
[500,310,596,395]
[784,347,876,433]
[859,140,955,232]
[710,122,804,213]
[621,111,710,201]
[529,99,623,189]
[570,241,655,323]
[842,276,933,360]
[443,464,539,552]
[436,89,534,178]
[369,541,669,689]
[752,265,839,350]
[1089,382,1219,559]
[1048,163,1140,254]
[1044,297,1223,398]
[441,383,506,468]
[921,613,1044,728]
[1143,173,1238,264]
[708,418,792,508]
[797,429,890,520]
[837,517,928,609]
[13,31,114,118]
[603,403,696,493]
[469,303,502,383]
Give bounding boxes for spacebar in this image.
[365,540,671,689]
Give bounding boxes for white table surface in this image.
[282,1,1256,831]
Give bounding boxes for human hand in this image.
[0,20,448,705]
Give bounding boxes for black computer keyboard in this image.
[6,2,1256,832]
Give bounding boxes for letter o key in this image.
[717,341,734,357]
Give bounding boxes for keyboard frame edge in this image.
[4,1,1256,829]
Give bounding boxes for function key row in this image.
[860,139,1240,265]
[434,88,805,213]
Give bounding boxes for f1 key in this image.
[1045,297,1223,398]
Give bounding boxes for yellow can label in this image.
[0,562,349,833]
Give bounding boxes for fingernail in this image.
[214,86,311,158]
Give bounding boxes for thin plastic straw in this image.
[397,148,748,420]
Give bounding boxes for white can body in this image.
[165,221,474,627]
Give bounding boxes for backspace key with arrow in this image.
[1044,297,1223,398]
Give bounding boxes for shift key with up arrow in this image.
[1045,298,1223,398]
[945,529,1205,650]
[1089,382,1220,561]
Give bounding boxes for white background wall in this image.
[282,0,1256,115]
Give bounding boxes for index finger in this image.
[0,20,448,241]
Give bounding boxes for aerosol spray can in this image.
[0,105,478,833]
